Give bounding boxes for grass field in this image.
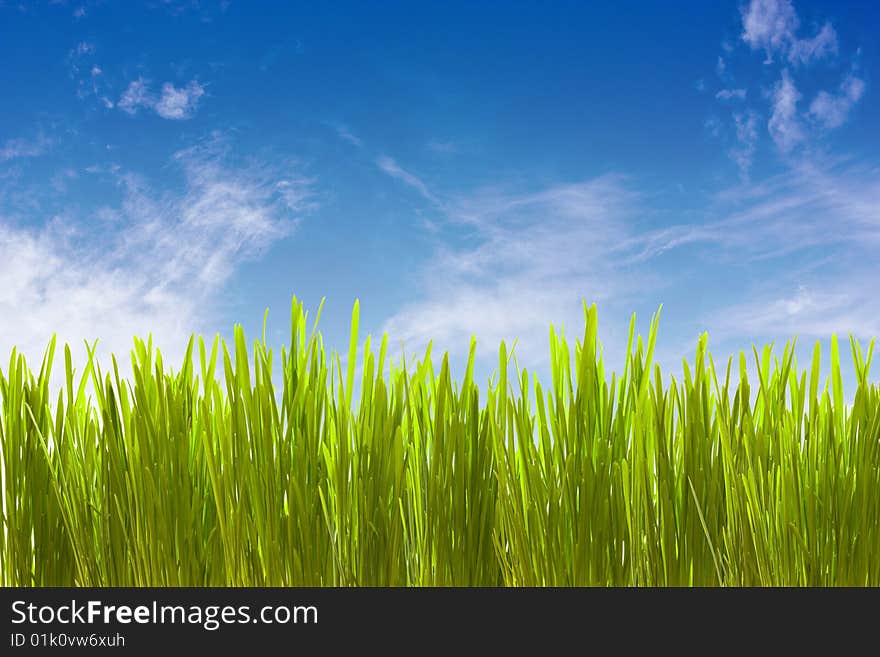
[1,296,878,586]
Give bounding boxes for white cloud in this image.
[154,81,206,120]
[376,156,440,206]
[118,78,206,120]
[0,221,198,372]
[118,78,152,114]
[741,0,799,62]
[716,56,726,77]
[740,0,837,65]
[716,88,747,101]
[0,135,51,161]
[0,141,314,369]
[768,69,803,152]
[809,74,866,129]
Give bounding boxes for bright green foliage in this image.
[1,297,878,586]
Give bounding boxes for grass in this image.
[1,296,878,586]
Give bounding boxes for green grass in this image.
[1,296,878,586]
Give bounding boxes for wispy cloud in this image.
[708,159,880,258]
[0,139,314,367]
[633,159,880,372]
[787,21,838,66]
[381,118,880,376]
[716,88,747,101]
[66,40,115,107]
[704,116,723,138]
[0,134,52,161]
[118,78,206,120]
[50,168,79,193]
[768,69,804,152]
[729,110,759,178]
[383,174,648,366]
[376,155,441,206]
[335,125,362,147]
[68,41,95,59]
[710,283,880,343]
[427,140,458,155]
[379,147,880,367]
[147,0,231,20]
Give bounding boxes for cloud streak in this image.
[376,155,441,206]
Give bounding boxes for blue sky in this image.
[1,0,878,388]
